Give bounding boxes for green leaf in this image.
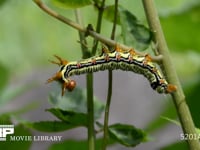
[160,116,200,135]
[119,7,152,50]
[155,0,200,16]
[104,5,152,50]
[108,123,147,147]
[0,114,12,124]
[48,138,114,150]
[160,141,188,150]
[0,63,9,93]
[1,125,32,150]
[184,74,200,128]
[24,121,76,132]
[47,108,88,126]
[161,4,200,52]
[48,87,105,120]
[103,5,121,25]
[0,0,9,7]
[49,139,90,150]
[51,0,92,9]
[173,52,200,79]
[160,116,180,126]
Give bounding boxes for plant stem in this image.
[32,0,162,62]
[142,0,200,149]
[102,1,118,149]
[110,0,118,40]
[74,9,90,58]
[75,9,95,150]
[87,73,95,150]
[92,0,106,55]
[102,71,112,150]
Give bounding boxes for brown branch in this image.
[142,0,200,149]
[33,0,162,62]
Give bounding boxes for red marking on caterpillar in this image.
[77,63,81,68]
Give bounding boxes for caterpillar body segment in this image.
[47,46,176,96]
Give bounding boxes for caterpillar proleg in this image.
[47,45,176,96]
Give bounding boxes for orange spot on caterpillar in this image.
[115,44,123,52]
[159,79,165,84]
[129,49,136,56]
[49,55,68,66]
[166,84,177,93]
[143,54,152,65]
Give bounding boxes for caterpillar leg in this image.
[49,55,68,66]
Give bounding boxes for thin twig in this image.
[75,9,95,150]
[142,0,200,149]
[33,0,162,62]
[102,0,118,149]
[74,9,90,58]
[33,0,85,32]
[92,0,106,55]
[86,73,95,150]
[110,0,118,40]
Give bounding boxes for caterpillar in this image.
[47,45,176,96]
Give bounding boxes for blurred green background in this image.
[0,0,200,150]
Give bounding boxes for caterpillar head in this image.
[154,83,177,94]
[151,80,177,94]
[46,55,76,96]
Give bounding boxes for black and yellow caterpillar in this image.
[47,45,176,96]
